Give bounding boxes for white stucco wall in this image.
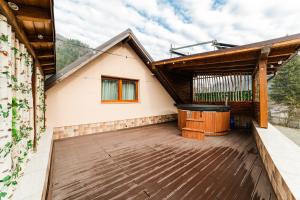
[46,43,176,128]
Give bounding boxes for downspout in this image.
[267,72,276,82]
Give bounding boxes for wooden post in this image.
[32,61,37,151]
[258,59,268,128]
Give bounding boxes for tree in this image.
[269,55,300,126]
[56,34,91,71]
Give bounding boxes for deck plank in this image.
[47,122,276,200]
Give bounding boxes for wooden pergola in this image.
[0,0,56,75]
[152,34,300,128]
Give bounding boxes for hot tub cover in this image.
[176,104,230,112]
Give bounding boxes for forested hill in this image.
[56,34,91,71]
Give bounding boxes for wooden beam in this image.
[258,58,268,128]
[252,47,271,77]
[38,54,54,59]
[195,67,255,73]
[269,46,298,57]
[43,70,55,74]
[50,0,56,76]
[37,50,54,58]
[176,63,256,71]
[30,41,53,46]
[44,70,56,75]
[41,63,55,67]
[39,57,54,64]
[43,67,55,71]
[28,35,53,43]
[194,67,276,73]
[153,33,300,66]
[260,46,271,60]
[165,54,258,69]
[0,0,38,60]
[15,4,51,22]
[155,69,183,103]
[164,54,291,72]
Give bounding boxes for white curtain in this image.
[122,81,136,100]
[101,79,118,100]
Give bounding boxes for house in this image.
[45,30,300,200]
[1,0,300,199]
[45,29,177,139]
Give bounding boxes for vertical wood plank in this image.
[178,109,187,130]
[190,75,193,103]
[252,74,256,102]
[240,73,243,101]
[259,59,268,128]
[226,74,230,101]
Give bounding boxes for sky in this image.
[54,0,300,60]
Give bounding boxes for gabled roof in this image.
[45,29,153,89]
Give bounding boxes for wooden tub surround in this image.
[177,104,230,140]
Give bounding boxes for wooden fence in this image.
[193,73,252,102]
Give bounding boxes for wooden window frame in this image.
[101,76,139,103]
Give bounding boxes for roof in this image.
[45,29,153,89]
[0,0,56,75]
[153,33,300,74]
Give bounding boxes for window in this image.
[101,76,138,103]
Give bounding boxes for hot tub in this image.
[177,104,230,139]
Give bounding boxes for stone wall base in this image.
[252,122,295,200]
[53,114,177,140]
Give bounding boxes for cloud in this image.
[54,0,300,60]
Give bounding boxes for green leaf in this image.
[2,111,9,118]
[11,181,17,185]
[0,192,7,198]
[0,34,8,42]
[27,140,33,149]
[0,175,11,182]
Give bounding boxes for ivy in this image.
[0,104,9,118]
[0,175,11,182]
[11,76,31,94]
[11,47,18,55]
[11,75,17,83]
[0,34,8,43]
[0,20,39,198]
[0,142,12,158]
[0,192,7,200]
[1,71,9,77]
[26,140,33,150]
[0,164,22,188]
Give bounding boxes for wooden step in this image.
[186,118,204,122]
[182,127,204,132]
[186,120,204,130]
[205,131,230,136]
[182,128,205,140]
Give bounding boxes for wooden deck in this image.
[47,122,276,200]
